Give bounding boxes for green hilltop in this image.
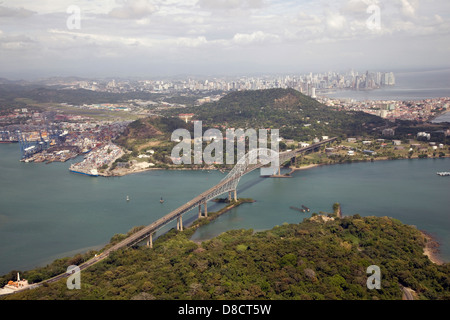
[165,88,388,141]
[113,88,389,163]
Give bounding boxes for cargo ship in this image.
[69,165,99,177]
[437,172,450,176]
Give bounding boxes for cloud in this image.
[0,0,449,78]
[340,0,378,18]
[434,14,443,24]
[108,0,157,19]
[232,31,279,45]
[0,34,36,50]
[325,10,347,30]
[198,0,264,11]
[398,0,418,18]
[0,5,35,18]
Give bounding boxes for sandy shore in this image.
[421,231,445,265]
[289,164,323,172]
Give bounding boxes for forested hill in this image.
[168,88,387,141]
[2,215,448,300]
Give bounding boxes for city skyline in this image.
[1,0,449,80]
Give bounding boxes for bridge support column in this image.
[198,201,208,218]
[147,233,153,248]
[233,189,237,202]
[228,191,232,202]
[177,216,183,231]
[278,166,281,176]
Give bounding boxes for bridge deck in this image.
[104,137,336,251]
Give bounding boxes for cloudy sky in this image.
[0,0,449,80]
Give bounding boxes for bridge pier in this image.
[233,189,237,202]
[228,191,232,202]
[198,201,208,218]
[177,215,183,231]
[146,233,153,248]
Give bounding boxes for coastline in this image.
[431,109,450,123]
[101,166,222,177]
[289,154,450,174]
[421,231,445,265]
[101,153,450,178]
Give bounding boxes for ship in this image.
[126,195,130,201]
[290,206,305,213]
[160,197,164,203]
[69,165,99,177]
[437,172,450,176]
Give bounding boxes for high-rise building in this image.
[388,72,395,85]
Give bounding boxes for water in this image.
[432,111,450,123]
[0,144,228,275]
[320,68,450,101]
[1,143,449,275]
[192,160,450,259]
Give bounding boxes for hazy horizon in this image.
[1,0,449,80]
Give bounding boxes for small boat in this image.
[160,197,164,203]
[126,196,130,201]
[290,206,305,213]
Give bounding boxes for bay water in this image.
[0,143,449,275]
[320,68,450,101]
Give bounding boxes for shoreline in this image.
[101,166,223,177]
[421,231,445,265]
[101,154,450,178]
[289,154,450,174]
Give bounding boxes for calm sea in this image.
[432,111,450,123]
[320,68,450,101]
[0,143,449,275]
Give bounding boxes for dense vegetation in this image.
[164,88,388,141]
[390,120,449,144]
[0,84,162,106]
[114,116,192,150]
[2,215,449,300]
[0,83,206,108]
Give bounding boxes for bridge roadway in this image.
[33,137,337,288]
[93,137,337,253]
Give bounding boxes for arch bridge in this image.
[102,137,336,253]
[21,137,336,290]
